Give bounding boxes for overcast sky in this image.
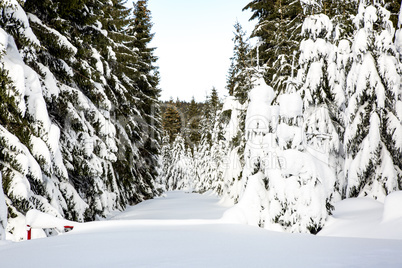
[146,0,256,102]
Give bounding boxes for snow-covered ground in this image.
[1,191,402,267]
[109,191,228,220]
[319,193,402,240]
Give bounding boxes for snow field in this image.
[1,191,402,267]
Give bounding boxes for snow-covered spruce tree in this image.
[157,134,170,192]
[344,1,402,201]
[25,0,109,220]
[297,3,344,201]
[0,0,89,240]
[126,0,162,193]
[226,59,237,96]
[159,100,190,191]
[218,22,254,202]
[223,73,336,233]
[163,135,194,191]
[209,112,230,195]
[229,22,252,105]
[219,96,245,202]
[223,0,335,233]
[193,91,218,194]
[226,21,252,145]
[222,75,277,227]
[193,138,212,193]
[193,89,225,193]
[0,0,161,240]
[244,0,303,94]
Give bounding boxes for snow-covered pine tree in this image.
[229,22,252,105]
[157,134,170,192]
[26,0,113,219]
[209,112,229,195]
[197,88,220,147]
[163,134,194,191]
[0,0,90,240]
[219,96,245,202]
[222,74,277,227]
[297,3,344,201]
[192,89,224,193]
[160,100,198,191]
[218,22,255,202]
[244,0,303,94]
[223,1,339,233]
[0,0,161,240]
[344,1,402,201]
[226,21,253,145]
[193,138,211,193]
[126,0,162,194]
[224,71,336,233]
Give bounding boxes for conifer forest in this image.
[0,0,402,267]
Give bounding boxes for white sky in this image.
[146,0,256,102]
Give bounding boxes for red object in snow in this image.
[27,225,74,240]
[27,225,31,240]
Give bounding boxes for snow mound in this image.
[382,191,402,222]
[26,210,77,230]
[331,197,383,219]
[319,196,402,240]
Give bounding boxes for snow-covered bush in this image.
[382,191,402,222]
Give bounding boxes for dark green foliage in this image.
[0,66,35,216]
[0,1,36,51]
[0,68,24,135]
[228,22,252,104]
[161,98,208,151]
[200,88,222,146]
[162,100,182,143]
[187,97,201,147]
